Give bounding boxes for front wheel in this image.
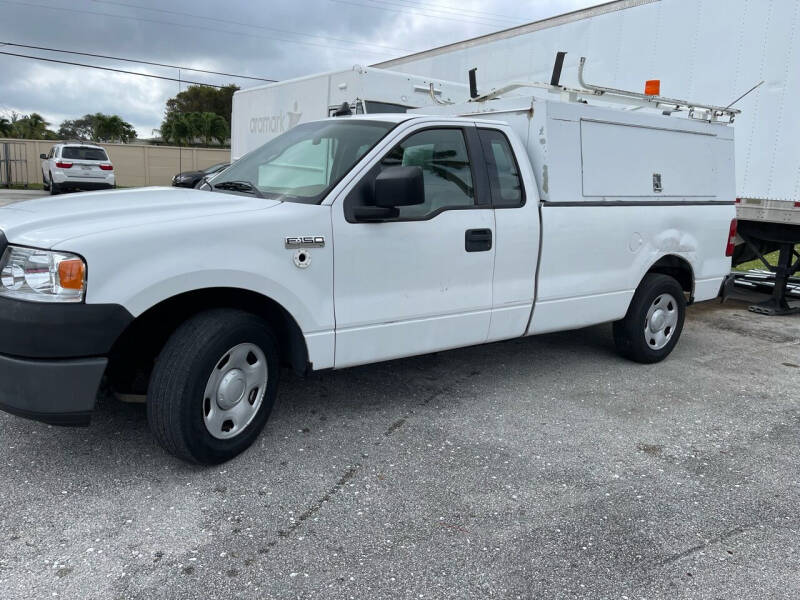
[613,274,686,364]
[147,309,280,464]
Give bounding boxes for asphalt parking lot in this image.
[0,189,47,206]
[0,298,797,599]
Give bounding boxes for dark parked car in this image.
[171,162,229,188]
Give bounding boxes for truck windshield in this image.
[213,120,396,203]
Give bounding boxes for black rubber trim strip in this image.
[542,200,736,207]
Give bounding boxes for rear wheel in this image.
[613,274,686,363]
[147,309,280,464]
[49,173,59,195]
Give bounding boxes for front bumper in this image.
[0,289,133,426]
[57,181,115,191]
[0,354,107,426]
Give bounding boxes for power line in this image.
[0,41,276,82]
[366,0,522,26]
[92,0,413,54]
[328,0,516,28]
[372,0,524,22]
[0,0,399,59]
[0,50,228,87]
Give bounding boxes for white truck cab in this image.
[0,80,736,464]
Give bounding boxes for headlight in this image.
[0,246,86,303]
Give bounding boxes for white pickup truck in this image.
[0,84,736,464]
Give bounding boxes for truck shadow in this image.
[3,322,617,474]
[97,323,615,434]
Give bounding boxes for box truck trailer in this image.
[230,65,466,160]
[375,0,800,314]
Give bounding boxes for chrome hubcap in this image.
[644,293,679,350]
[203,343,267,440]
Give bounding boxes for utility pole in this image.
[177,68,182,174]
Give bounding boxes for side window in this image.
[380,128,474,219]
[478,129,524,207]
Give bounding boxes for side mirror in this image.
[373,166,425,208]
[40,153,47,159]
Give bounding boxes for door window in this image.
[380,128,475,219]
[478,129,524,207]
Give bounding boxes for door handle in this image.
[465,228,492,252]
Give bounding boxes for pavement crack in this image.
[384,418,407,436]
[277,465,360,539]
[658,525,751,566]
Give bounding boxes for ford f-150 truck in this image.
[0,82,737,464]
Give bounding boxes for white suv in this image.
[40,143,116,195]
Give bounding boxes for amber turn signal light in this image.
[58,259,85,290]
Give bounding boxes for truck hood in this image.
[0,187,280,248]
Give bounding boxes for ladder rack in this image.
[466,56,741,123]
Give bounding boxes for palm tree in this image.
[87,113,136,143]
[196,112,228,146]
[23,113,49,139]
[0,117,12,138]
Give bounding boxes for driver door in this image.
[331,124,496,368]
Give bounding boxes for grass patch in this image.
[3,183,44,190]
[734,245,800,272]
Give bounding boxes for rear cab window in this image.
[62,146,109,161]
[477,129,525,207]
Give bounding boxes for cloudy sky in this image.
[0,0,602,137]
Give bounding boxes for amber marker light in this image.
[58,258,86,290]
[644,80,661,96]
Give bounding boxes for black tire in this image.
[147,309,280,464]
[613,273,686,364]
[49,173,59,195]
[42,171,50,191]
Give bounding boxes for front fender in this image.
[62,202,335,367]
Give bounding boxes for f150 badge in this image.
[285,236,325,249]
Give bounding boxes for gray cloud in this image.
[0,0,601,137]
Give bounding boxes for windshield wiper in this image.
[212,180,264,198]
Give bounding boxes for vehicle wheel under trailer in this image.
[613,274,686,364]
[147,309,280,464]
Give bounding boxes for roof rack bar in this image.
[577,57,740,118]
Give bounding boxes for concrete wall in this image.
[0,138,230,187]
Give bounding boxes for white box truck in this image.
[230,65,466,160]
[0,65,735,463]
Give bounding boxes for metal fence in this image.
[0,138,229,187]
[0,142,28,188]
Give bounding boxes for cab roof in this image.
[332,113,509,127]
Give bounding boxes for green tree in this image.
[164,84,238,122]
[57,115,95,140]
[0,117,12,137]
[159,111,229,146]
[160,84,236,146]
[57,113,136,143]
[193,112,229,146]
[14,112,53,139]
[92,113,137,143]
